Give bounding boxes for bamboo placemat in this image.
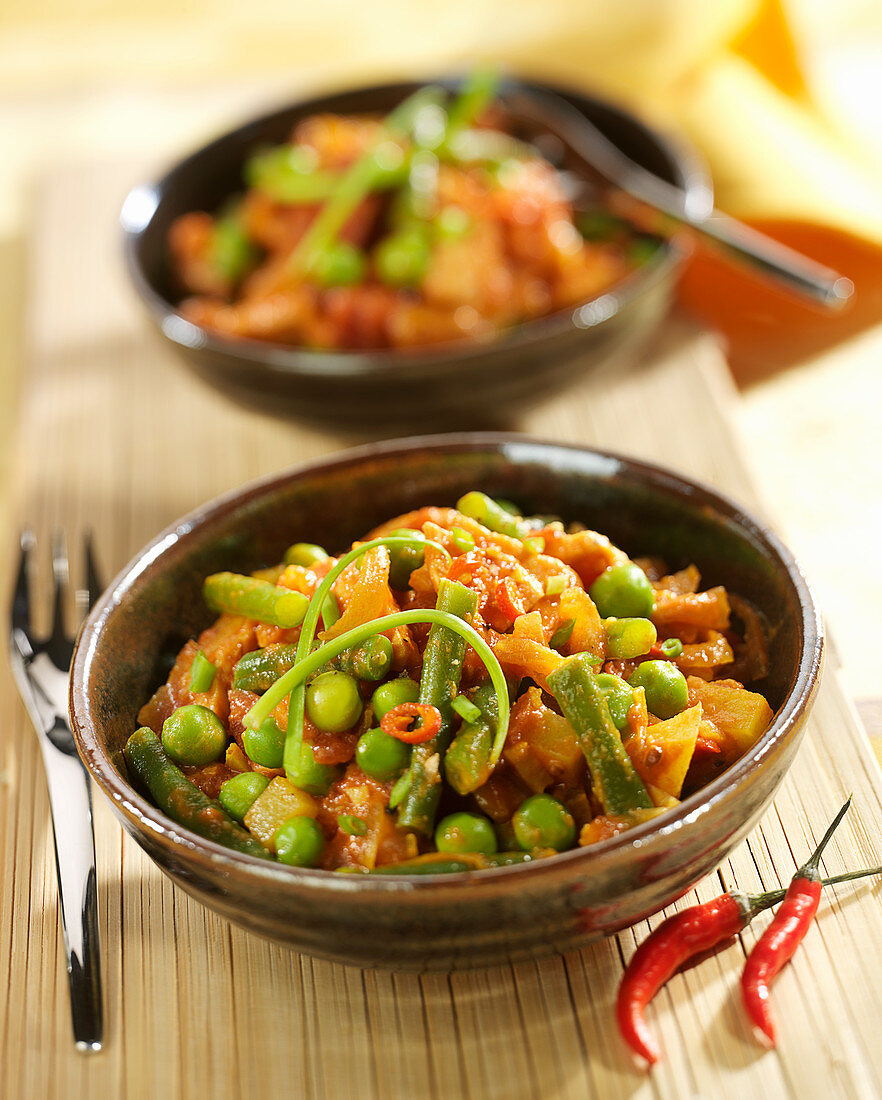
[3,162,882,1100]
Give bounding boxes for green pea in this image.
[284,542,329,567]
[306,670,363,732]
[594,673,634,731]
[589,562,654,619]
[161,704,227,767]
[603,617,657,659]
[285,741,340,796]
[435,205,472,239]
[242,718,285,769]
[371,677,420,722]
[375,228,432,288]
[312,241,367,287]
[219,772,270,822]
[435,812,498,856]
[628,660,689,720]
[387,528,425,589]
[512,794,576,852]
[356,727,410,782]
[274,815,325,867]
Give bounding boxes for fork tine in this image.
[82,531,103,612]
[11,529,35,636]
[50,529,70,642]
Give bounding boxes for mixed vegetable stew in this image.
[167,73,660,351]
[125,493,774,874]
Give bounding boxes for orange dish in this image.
[167,76,660,352]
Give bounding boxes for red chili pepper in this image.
[740,795,853,1047]
[617,888,783,1065]
[381,702,442,744]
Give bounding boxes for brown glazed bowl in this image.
[70,436,822,969]
[121,78,709,428]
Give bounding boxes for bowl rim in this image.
[121,75,710,378]
[70,433,823,892]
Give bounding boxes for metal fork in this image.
[8,530,103,1052]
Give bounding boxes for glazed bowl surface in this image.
[70,435,822,969]
[122,78,709,428]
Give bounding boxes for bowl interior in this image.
[125,77,704,352]
[77,437,809,797]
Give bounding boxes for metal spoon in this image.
[506,86,854,310]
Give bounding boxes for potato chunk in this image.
[687,677,773,755]
[244,777,318,850]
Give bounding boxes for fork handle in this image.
[38,726,103,1052]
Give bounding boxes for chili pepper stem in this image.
[799,793,853,881]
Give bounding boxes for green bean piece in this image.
[338,814,368,836]
[485,850,537,867]
[658,637,684,659]
[306,670,363,733]
[435,812,498,856]
[452,694,482,724]
[283,542,330,567]
[547,654,653,816]
[450,526,476,554]
[387,528,426,588]
[588,562,654,619]
[444,681,498,795]
[245,145,340,204]
[628,237,662,266]
[595,673,635,732]
[371,854,486,875]
[334,635,393,681]
[189,650,216,693]
[321,593,341,632]
[287,85,445,278]
[389,770,411,808]
[123,727,272,859]
[203,572,309,628]
[603,617,657,659]
[455,491,532,540]
[356,727,411,782]
[210,209,258,284]
[577,210,629,241]
[161,704,227,767]
[284,741,340,797]
[243,718,286,769]
[372,676,420,721]
[444,67,499,139]
[233,644,299,692]
[219,772,270,822]
[274,815,325,867]
[512,794,577,852]
[628,660,689,720]
[549,618,575,650]
[397,580,480,835]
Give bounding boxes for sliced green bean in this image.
[397,580,479,836]
[189,650,216,693]
[456,491,533,540]
[123,727,271,859]
[233,643,300,692]
[547,654,653,816]
[445,681,498,795]
[203,572,309,628]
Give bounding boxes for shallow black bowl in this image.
[71,435,822,970]
[122,78,709,428]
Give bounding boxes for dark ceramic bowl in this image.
[70,436,822,969]
[121,78,709,428]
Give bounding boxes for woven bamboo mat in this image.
[3,162,882,1100]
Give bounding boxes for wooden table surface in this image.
[2,160,882,1100]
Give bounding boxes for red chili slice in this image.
[381,702,442,744]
